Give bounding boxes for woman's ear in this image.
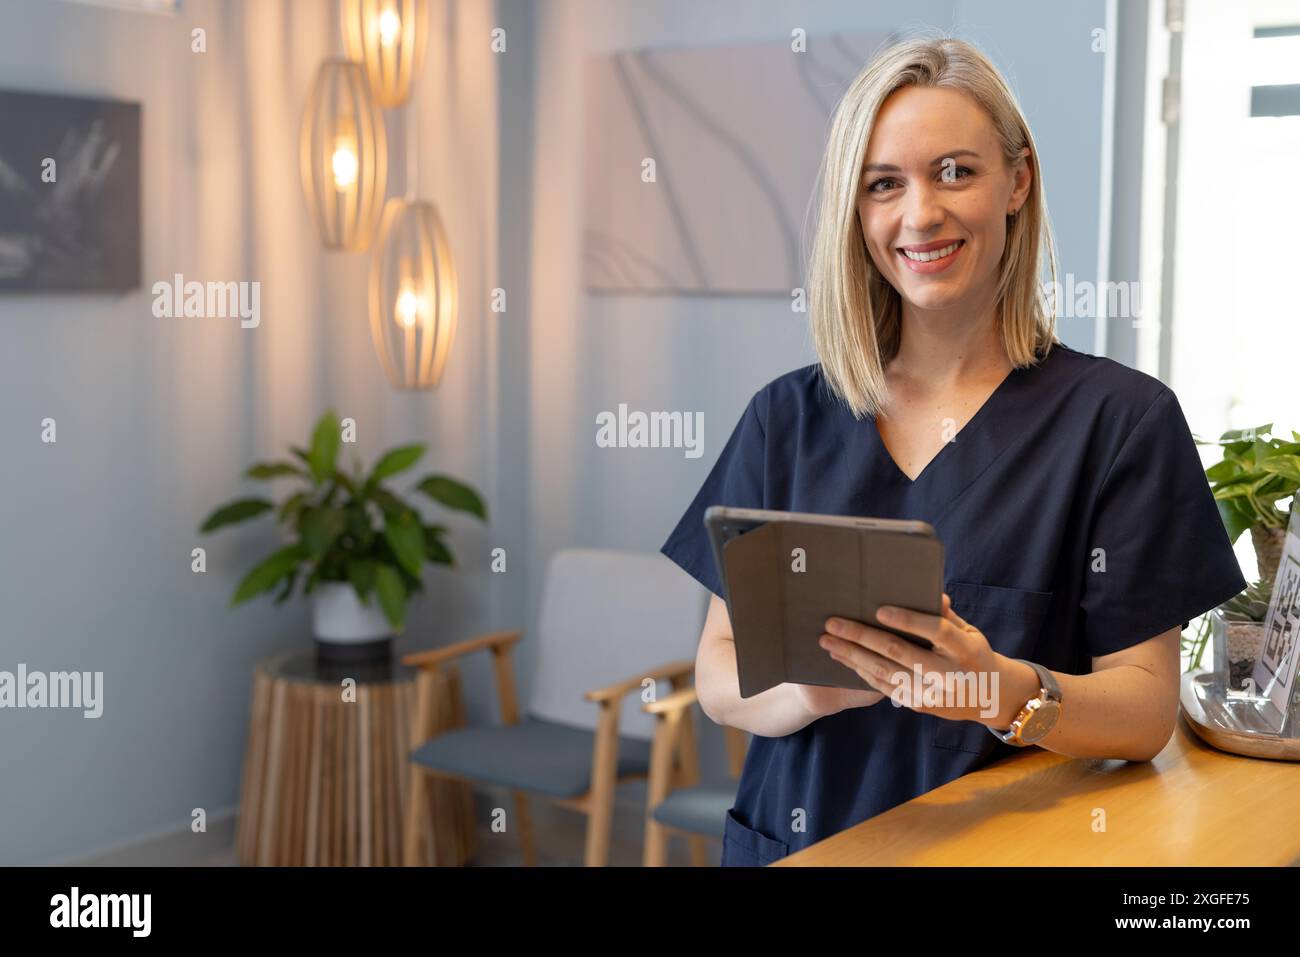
[1008,147,1032,215]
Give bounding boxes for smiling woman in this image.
[659,35,1246,867]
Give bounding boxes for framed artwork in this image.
[0,89,141,292]
[583,31,891,295]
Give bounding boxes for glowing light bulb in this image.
[331,143,359,189]
[396,285,421,328]
[378,9,401,46]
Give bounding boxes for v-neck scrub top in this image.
[660,342,1246,866]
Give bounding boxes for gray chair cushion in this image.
[651,781,738,839]
[410,717,653,798]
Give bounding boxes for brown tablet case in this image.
[722,520,944,698]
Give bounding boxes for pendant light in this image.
[368,198,458,390]
[299,58,387,252]
[341,0,430,108]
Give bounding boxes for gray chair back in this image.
[526,548,709,739]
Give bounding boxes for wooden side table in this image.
[237,649,477,866]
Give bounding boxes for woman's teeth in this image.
[902,241,962,262]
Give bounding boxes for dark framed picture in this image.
[0,89,141,292]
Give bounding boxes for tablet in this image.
[704,506,945,697]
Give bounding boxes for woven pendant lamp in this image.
[341,0,430,108]
[299,58,388,252]
[368,199,458,390]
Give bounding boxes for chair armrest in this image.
[401,630,523,670]
[643,686,698,717]
[583,660,694,705]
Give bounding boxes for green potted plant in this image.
[1183,579,1271,689]
[1197,423,1300,584]
[198,410,486,659]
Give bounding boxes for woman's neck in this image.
[891,296,1009,388]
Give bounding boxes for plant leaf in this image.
[1211,470,1269,495]
[331,469,359,499]
[1205,459,1243,483]
[300,506,346,558]
[370,486,414,520]
[368,444,426,485]
[423,526,453,565]
[374,565,406,631]
[1219,424,1272,443]
[344,503,375,548]
[1257,456,1300,485]
[200,498,274,533]
[274,569,298,605]
[308,411,340,484]
[1221,440,1254,460]
[384,513,425,578]
[303,562,323,596]
[231,544,307,606]
[1217,498,1255,545]
[415,475,488,521]
[245,461,307,481]
[346,558,377,607]
[278,491,310,525]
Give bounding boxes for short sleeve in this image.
[1081,388,1247,657]
[660,394,767,597]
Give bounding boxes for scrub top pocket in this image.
[721,807,790,866]
[931,582,1054,753]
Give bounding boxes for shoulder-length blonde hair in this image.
[805,36,1060,419]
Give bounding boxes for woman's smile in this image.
[897,238,966,273]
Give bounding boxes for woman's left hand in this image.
[818,593,1015,725]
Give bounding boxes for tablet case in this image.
[722,520,944,698]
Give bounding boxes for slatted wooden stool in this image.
[237,649,476,866]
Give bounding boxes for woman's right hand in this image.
[792,683,885,719]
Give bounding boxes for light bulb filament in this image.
[396,287,421,328]
[331,143,359,189]
[378,10,401,46]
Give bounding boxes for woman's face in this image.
[857,85,1031,316]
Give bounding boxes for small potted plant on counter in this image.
[1198,423,1300,585]
[198,410,487,661]
[1183,579,1271,691]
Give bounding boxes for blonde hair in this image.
[805,36,1060,419]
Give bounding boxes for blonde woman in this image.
[660,37,1244,866]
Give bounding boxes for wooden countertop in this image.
[775,714,1300,866]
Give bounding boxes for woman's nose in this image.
[900,182,945,234]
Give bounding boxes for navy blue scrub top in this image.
[660,342,1246,866]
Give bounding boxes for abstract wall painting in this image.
[583,32,891,295]
[0,89,141,292]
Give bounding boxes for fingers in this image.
[824,614,943,671]
[819,634,901,695]
[942,593,971,630]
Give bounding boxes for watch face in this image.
[1020,701,1061,742]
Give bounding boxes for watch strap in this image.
[986,659,1060,745]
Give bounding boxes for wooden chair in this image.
[642,685,749,866]
[402,549,709,866]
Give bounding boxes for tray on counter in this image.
[1180,670,1300,761]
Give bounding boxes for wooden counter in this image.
[776,714,1300,866]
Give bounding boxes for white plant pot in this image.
[311,582,392,643]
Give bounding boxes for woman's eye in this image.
[941,165,974,183]
[866,178,898,194]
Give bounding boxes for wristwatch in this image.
[987,659,1062,746]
